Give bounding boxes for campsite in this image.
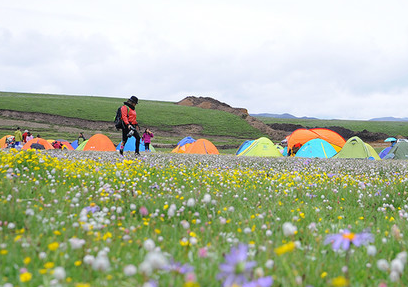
[1,92,408,286]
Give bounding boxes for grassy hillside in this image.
[257,117,408,137]
[0,91,265,143]
[2,92,406,149]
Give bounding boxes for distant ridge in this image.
[369,117,408,122]
[251,113,317,120]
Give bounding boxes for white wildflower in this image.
[377,259,389,272]
[143,239,156,251]
[53,266,66,280]
[123,264,137,276]
[282,222,297,237]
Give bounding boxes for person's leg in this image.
[145,143,149,151]
[120,128,128,155]
[134,131,141,155]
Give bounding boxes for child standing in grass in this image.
[142,129,154,151]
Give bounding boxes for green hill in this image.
[0,91,265,149]
[1,91,406,152]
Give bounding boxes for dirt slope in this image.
[177,96,288,140]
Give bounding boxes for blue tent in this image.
[116,137,155,152]
[236,140,254,155]
[379,146,392,159]
[295,138,337,158]
[177,136,196,147]
[71,140,78,149]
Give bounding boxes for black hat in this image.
[129,96,138,104]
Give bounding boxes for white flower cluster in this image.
[282,222,297,237]
[377,251,407,282]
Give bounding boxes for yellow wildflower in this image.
[20,272,33,282]
[274,241,296,256]
[48,242,59,251]
[331,276,349,287]
[24,257,31,265]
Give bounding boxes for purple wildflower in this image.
[162,260,194,274]
[217,244,257,287]
[85,205,100,213]
[324,229,374,250]
[243,276,274,287]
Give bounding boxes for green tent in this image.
[76,140,89,151]
[333,136,381,160]
[383,141,408,160]
[237,137,283,157]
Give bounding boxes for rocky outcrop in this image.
[177,96,288,140]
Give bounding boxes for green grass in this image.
[0,92,264,140]
[2,150,408,286]
[257,117,408,137]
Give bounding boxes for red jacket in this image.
[121,104,137,126]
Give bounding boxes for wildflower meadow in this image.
[1,149,408,287]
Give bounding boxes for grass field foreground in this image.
[1,149,408,286]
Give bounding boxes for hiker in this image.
[14,127,23,146]
[119,96,141,156]
[288,143,302,157]
[142,128,154,151]
[52,141,62,149]
[5,136,15,148]
[26,132,34,142]
[78,132,86,144]
[22,130,29,143]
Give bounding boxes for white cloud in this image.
[1,0,408,119]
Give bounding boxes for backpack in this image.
[114,106,129,130]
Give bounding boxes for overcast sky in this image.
[1,1,408,120]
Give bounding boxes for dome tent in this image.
[236,140,254,155]
[184,139,219,155]
[295,138,337,158]
[172,136,196,153]
[383,141,408,160]
[76,134,116,151]
[22,138,54,150]
[287,128,345,155]
[0,135,13,148]
[237,137,283,157]
[333,136,380,160]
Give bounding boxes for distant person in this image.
[142,128,154,151]
[14,127,23,146]
[78,132,86,144]
[52,141,62,149]
[26,132,34,142]
[22,130,29,143]
[36,134,41,138]
[288,143,302,157]
[118,96,141,156]
[5,136,15,148]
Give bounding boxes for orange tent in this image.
[49,139,75,150]
[82,134,116,151]
[60,141,74,150]
[172,143,194,153]
[23,138,55,150]
[185,139,219,155]
[310,128,346,151]
[0,135,13,148]
[287,128,345,152]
